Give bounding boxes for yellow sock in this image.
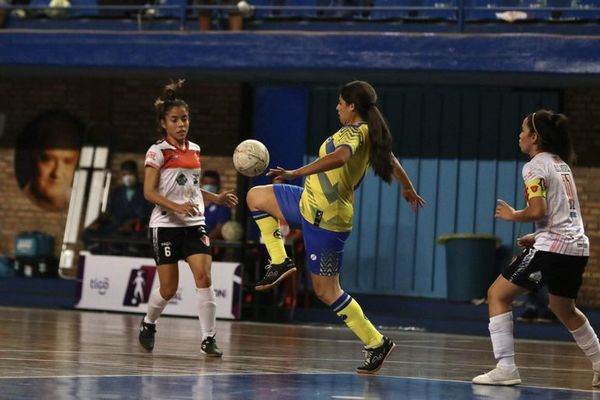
[333,293,383,348]
[252,211,287,264]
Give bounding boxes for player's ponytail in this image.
[528,109,576,166]
[154,79,189,134]
[340,81,393,183]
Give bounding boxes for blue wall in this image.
[2,31,600,80]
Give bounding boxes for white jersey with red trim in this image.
[145,138,205,228]
[523,152,589,256]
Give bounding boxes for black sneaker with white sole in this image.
[139,319,156,351]
[356,336,396,374]
[201,335,223,357]
[254,258,296,291]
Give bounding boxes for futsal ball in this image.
[221,221,244,241]
[233,139,269,177]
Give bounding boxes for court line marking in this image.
[0,371,596,394]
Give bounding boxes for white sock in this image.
[489,311,516,368]
[571,319,600,370]
[196,287,217,340]
[144,288,168,324]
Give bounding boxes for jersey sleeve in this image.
[336,126,364,155]
[522,162,547,200]
[145,144,164,169]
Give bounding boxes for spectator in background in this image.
[15,110,84,212]
[201,170,232,241]
[517,285,557,323]
[195,0,248,31]
[0,0,7,28]
[83,159,152,254]
[105,160,152,234]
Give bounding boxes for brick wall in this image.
[564,88,600,307]
[0,78,244,257]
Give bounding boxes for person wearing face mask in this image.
[83,159,152,255]
[104,160,152,235]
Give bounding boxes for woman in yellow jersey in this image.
[247,81,425,374]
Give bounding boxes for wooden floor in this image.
[0,307,598,399]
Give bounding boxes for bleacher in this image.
[2,0,600,33]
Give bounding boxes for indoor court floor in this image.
[1,306,599,399]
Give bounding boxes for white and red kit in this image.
[523,152,589,256]
[144,138,205,228]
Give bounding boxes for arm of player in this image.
[143,166,197,216]
[517,233,536,249]
[201,189,239,208]
[267,145,352,180]
[495,197,547,222]
[391,153,425,212]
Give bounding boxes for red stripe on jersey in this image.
[161,148,201,170]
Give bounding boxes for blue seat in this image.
[463,0,519,21]
[156,0,186,18]
[520,0,552,20]
[369,0,409,20]
[420,0,456,20]
[250,0,274,18]
[463,0,500,20]
[561,0,600,20]
[29,0,99,17]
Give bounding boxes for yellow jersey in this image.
[299,123,370,232]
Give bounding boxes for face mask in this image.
[122,174,136,187]
[202,184,218,193]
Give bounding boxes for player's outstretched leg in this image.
[356,336,396,374]
[255,258,297,291]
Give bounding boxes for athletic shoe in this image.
[138,319,156,351]
[255,258,296,291]
[201,335,223,357]
[356,336,396,374]
[472,365,522,386]
[593,370,600,387]
[516,307,538,322]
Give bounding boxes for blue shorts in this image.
[273,184,350,276]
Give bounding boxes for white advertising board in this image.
[76,251,242,319]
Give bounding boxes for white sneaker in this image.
[593,370,600,387]
[472,366,522,386]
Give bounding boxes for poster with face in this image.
[14,110,84,212]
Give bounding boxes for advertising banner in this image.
[76,251,242,319]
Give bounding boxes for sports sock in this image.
[196,287,217,340]
[145,288,168,324]
[571,319,600,369]
[331,292,383,348]
[489,311,516,368]
[252,210,287,264]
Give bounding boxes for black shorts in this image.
[150,225,211,265]
[502,248,588,299]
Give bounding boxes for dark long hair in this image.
[526,109,576,166]
[154,79,189,134]
[340,81,393,183]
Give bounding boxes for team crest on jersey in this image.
[201,235,210,247]
[527,271,542,284]
[176,173,188,185]
[192,173,200,185]
[273,229,282,239]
